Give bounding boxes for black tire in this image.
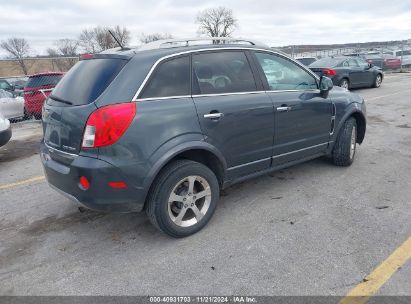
[332,117,357,167]
[23,108,32,120]
[339,78,350,89]
[33,113,42,120]
[146,160,220,238]
[373,74,383,88]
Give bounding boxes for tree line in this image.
[0,7,237,75]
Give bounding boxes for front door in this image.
[252,51,333,165]
[192,50,274,179]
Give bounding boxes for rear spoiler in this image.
[80,53,132,61]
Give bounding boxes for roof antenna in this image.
[108,30,124,49]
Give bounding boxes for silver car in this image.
[0,89,24,120]
[0,112,12,147]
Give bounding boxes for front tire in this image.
[332,117,357,166]
[146,160,220,238]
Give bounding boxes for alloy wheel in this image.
[167,175,212,227]
[350,126,356,160]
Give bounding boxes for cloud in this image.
[0,0,410,56]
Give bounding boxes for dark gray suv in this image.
[41,38,366,237]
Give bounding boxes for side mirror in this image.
[368,62,373,69]
[319,76,333,97]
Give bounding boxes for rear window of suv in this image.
[51,58,127,105]
[26,74,63,88]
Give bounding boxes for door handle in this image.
[276,106,292,112]
[204,113,224,119]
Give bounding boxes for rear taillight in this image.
[82,102,136,148]
[320,68,337,76]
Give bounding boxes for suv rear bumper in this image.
[40,143,145,212]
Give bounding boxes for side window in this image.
[254,52,317,91]
[0,81,10,90]
[348,59,359,67]
[141,56,190,99]
[192,51,257,95]
[342,60,349,67]
[356,58,368,68]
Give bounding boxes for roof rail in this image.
[138,37,268,51]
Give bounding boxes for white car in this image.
[0,89,25,120]
[383,50,411,67]
[0,112,12,147]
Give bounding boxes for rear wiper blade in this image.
[49,94,73,105]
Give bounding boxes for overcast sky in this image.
[1,0,411,56]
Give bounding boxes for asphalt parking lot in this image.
[0,73,410,297]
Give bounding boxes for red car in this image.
[24,72,64,119]
[382,54,401,70]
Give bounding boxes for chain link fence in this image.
[1,41,410,124]
[0,56,77,123]
[279,42,411,71]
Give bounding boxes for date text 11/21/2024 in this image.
[149,296,257,303]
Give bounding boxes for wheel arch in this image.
[334,109,366,145]
[351,111,366,144]
[142,142,227,207]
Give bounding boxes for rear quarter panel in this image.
[97,97,205,191]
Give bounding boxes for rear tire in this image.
[146,160,220,238]
[332,117,357,167]
[339,78,350,89]
[373,74,382,88]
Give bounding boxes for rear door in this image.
[252,51,332,165]
[346,58,364,86]
[42,57,128,155]
[192,50,274,179]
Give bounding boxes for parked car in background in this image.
[383,49,411,67]
[7,77,28,90]
[0,89,24,121]
[309,56,383,89]
[381,54,401,70]
[7,77,28,96]
[295,57,317,66]
[24,72,63,119]
[41,38,367,237]
[0,112,12,147]
[360,54,384,69]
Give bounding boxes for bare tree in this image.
[112,25,131,46]
[79,26,130,53]
[140,33,173,44]
[47,39,79,71]
[46,48,61,71]
[196,7,238,38]
[0,37,31,75]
